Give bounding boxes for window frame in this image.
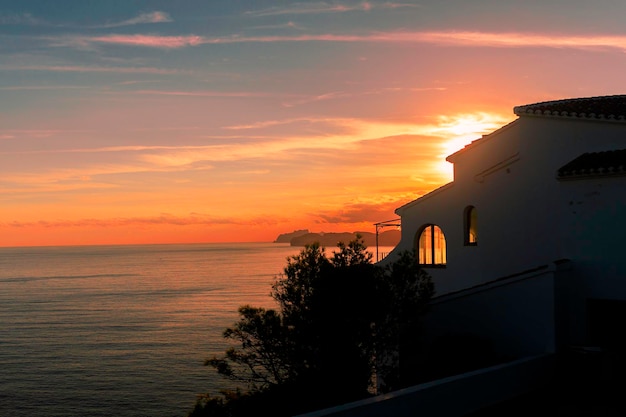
[416,224,447,268]
[464,205,478,246]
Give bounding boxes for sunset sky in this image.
[2,0,626,247]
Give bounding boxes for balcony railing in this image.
[373,218,401,262]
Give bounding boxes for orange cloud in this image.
[53,31,626,52]
[0,213,286,229]
[313,199,408,224]
[88,34,205,48]
[407,31,626,50]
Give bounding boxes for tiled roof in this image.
[514,95,626,121]
[557,149,626,179]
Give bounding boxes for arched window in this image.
[464,206,478,246]
[417,224,447,266]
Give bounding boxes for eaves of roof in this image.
[446,120,518,163]
[394,182,455,215]
[448,95,626,163]
[557,149,626,180]
[514,94,626,122]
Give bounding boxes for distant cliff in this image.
[273,229,310,243]
[278,230,400,248]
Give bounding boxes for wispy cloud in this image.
[0,156,212,194]
[0,117,414,175]
[223,117,319,130]
[282,91,352,107]
[251,21,303,31]
[0,85,91,91]
[0,213,278,229]
[137,116,450,169]
[246,2,372,16]
[405,31,626,50]
[87,34,203,48]
[221,116,391,136]
[0,145,180,155]
[1,11,171,28]
[135,89,273,98]
[0,129,88,139]
[245,1,418,17]
[46,34,203,49]
[314,199,406,224]
[381,2,422,10]
[282,87,446,107]
[50,31,626,51]
[95,11,172,28]
[0,13,42,25]
[0,64,180,74]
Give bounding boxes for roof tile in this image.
[514,95,626,121]
[557,149,626,179]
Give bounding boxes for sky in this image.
[1,0,626,247]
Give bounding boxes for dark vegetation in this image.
[188,236,434,417]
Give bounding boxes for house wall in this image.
[389,115,626,298]
[557,176,626,300]
[419,266,559,364]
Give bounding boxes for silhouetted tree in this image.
[375,249,435,390]
[191,236,433,417]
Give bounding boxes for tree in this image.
[205,306,291,389]
[375,249,435,390]
[191,236,434,416]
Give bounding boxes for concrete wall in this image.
[419,264,560,362]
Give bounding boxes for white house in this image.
[299,95,626,417]
[383,94,626,367]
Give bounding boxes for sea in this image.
[0,242,394,417]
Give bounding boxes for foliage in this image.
[330,237,373,268]
[190,235,434,417]
[204,306,290,390]
[374,249,435,390]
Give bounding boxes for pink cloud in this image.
[89,34,204,48]
[51,31,626,51]
[200,31,626,52]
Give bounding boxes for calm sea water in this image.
[0,243,304,417]
[0,242,394,417]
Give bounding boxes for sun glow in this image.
[432,112,514,179]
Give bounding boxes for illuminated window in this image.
[464,206,478,246]
[417,224,447,266]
